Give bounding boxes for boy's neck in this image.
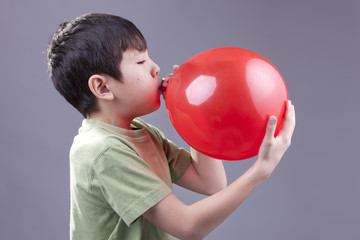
[88,111,133,130]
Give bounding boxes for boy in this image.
[47,13,295,240]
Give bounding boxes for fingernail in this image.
[269,116,277,125]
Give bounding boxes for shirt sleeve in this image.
[141,120,192,183]
[93,145,172,226]
[163,138,193,183]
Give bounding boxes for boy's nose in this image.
[151,63,160,78]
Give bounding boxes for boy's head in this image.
[47,13,147,118]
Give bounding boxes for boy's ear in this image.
[88,74,114,101]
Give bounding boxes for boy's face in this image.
[112,48,162,118]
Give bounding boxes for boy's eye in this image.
[137,60,146,64]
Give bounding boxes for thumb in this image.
[265,116,277,140]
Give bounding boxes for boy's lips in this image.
[159,85,166,93]
[158,77,166,93]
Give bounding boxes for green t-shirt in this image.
[69,118,192,239]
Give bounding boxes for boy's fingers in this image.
[173,64,180,71]
[265,116,277,140]
[279,100,296,138]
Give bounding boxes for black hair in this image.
[47,13,147,118]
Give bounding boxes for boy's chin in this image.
[144,100,161,115]
[154,100,161,111]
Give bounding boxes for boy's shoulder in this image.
[69,118,165,163]
[69,120,113,166]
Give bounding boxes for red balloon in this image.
[165,47,288,160]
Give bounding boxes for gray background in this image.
[0,0,359,239]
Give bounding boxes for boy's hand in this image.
[160,64,179,96]
[252,100,296,180]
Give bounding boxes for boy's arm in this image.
[175,148,227,195]
[143,100,295,240]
